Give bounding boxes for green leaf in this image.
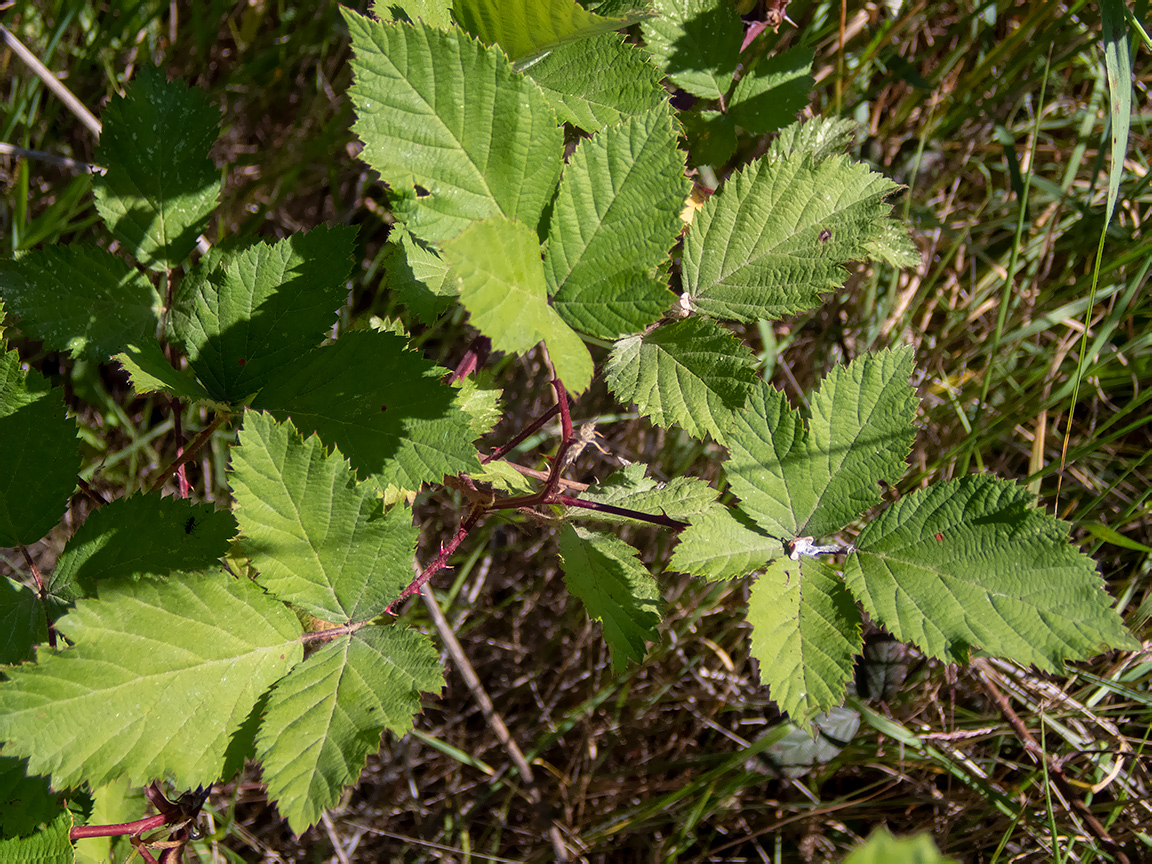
[0,350,80,547]
[682,153,899,322]
[172,226,358,404]
[725,348,917,539]
[230,412,419,623]
[865,218,921,270]
[452,376,502,436]
[728,46,814,135]
[0,578,47,665]
[113,340,212,402]
[256,625,443,834]
[469,459,537,495]
[345,12,563,244]
[640,0,743,100]
[764,706,860,778]
[845,476,1139,668]
[382,228,456,325]
[0,809,72,864]
[559,524,662,672]
[525,34,666,132]
[93,67,221,271]
[454,0,647,64]
[767,116,858,163]
[444,215,593,392]
[373,0,453,28]
[252,330,480,490]
[546,106,688,338]
[578,462,717,524]
[747,556,862,722]
[844,828,957,864]
[0,572,302,790]
[0,245,159,360]
[605,317,757,442]
[669,505,782,579]
[681,109,737,167]
[0,756,64,839]
[50,495,236,596]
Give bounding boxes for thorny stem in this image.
[70,782,208,863]
[397,375,689,601]
[70,814,169,839]
[448,334,490,384]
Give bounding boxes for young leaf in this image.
[747,556,862,723]
[0,245,159,360]
[172,226,358,404]
[0,578,47,665]
[559,524,662,672]
[444,215,593,391]
[345,12,563,244]
[230,412,419,623]
[605,316,757,442]
[113,339,212,402]
[844,476,1139,668]
[682,153,899,322]
[577,462,717,523]
[93,67,221,271]
[453,0,646,64]
[640,0,743,100]
[669,505,782,580]
[256,625,443,834]
[546,106,688,339]
[0,349,80,547]
[525,34,666,132]
[725,348,917,539]
[49,495,236,596]
[0,572,303,790]
[251,329,480,490]
[728,46,814,135]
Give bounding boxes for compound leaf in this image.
[559,524,662,672]
[547,105,688,338]
[257,625,443,834]
[50,495,236,597]
[0,572,302,791]
[747,556,862,722]
[230,412,419,623]
[640,0,743,100]
[252,329,479,490]
[844,476,1139,668]
[93,67,220,271]
[0,349,79,547]
[346,12,562,244]
[726,348,917,539]
[0,245,158,361]
[605,316,757,442]
[444,215,593,392]
[172,226,358,404]
[454,0,646,64]
[526,34,666,132]
[683,153,898,322]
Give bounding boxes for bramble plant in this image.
[0,0,1137,859]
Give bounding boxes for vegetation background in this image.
[1,0,1149,860]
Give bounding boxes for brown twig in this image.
[149,412,229,494]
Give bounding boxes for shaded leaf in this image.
[0,578,47,665]
[113,339,211,402]
[454,0,646,63]
[728,46,814,135]
[640,0,743,100]
[93,67,220,271]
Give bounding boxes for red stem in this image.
[70,814,168,839]
[149,412,229,495]
[556,495,688,530]
[481,404,559,464]
[387,506,485,612]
